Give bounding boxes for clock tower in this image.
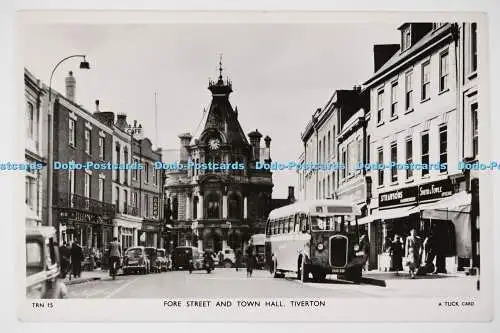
[164,58,274,254]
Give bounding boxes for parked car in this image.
[122,246,150,274]
[216,248,236,268]
[171,246,203,270]
[145,247,161,273]
[26,227,67,299]
[155,248,169,272]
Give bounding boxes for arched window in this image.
[228,193,242,219]
[193,196,199,219]
[206,193,220,219]
[172,197,178,220]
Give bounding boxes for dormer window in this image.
[402,27,411,51]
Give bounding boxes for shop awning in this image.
[357,205,417,225]
[408,191,471,219]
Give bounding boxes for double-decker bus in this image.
[265,199,367,283]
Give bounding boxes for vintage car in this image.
[171,246,203,270]
[155,248,169,272]
[216,248,236,268]
[26,226,67,299]
[144,247,161,273]
[122,246,150,274]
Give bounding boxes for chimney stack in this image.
[178,133,192,163]
[248,129,263,161]
[95,99,100,112]
[116,113,128,130]
[65,71,76,102]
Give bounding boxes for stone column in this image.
[134,229,138,246]
[113,225,119,238]
[198,239,203,251]
[222,239,228,249]
[243,196,248,219]
[198,193,204,219]
[222,194,228,219]
[153,233,158,247]
[186,195,191,220]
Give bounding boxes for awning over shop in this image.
[357,205,417,225]
[408,191,471,219]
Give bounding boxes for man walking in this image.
[59,242,70,279]
[70,240,84,278]
[109,237,122,277]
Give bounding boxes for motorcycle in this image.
[203,255,215,273]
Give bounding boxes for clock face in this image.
[208,138,221,150]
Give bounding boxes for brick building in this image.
[51,71,115,251]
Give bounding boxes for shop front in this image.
[360,178,471,273]
[112,215,142,252]
[139,220,162,248]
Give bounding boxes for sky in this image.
[21,23,400,198]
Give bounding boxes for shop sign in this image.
[379,186,418,208]
[418,179,453,202]
[58,209,109,224]
[142,223,159,232]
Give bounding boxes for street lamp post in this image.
[47,55,90,243]
[127,121,142,244]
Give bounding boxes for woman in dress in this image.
[405,229,423,279]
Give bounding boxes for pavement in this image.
[63,268,116,286]
[65,267,480,299]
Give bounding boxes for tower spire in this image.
[218,53,223,81]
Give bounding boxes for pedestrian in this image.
[358,233,370,271]
[405,229,423,279]
[109,237,122,277]
[390,234,404,273]
[425,224,447,274]
[218,251,224,268]
[70,240,84,278]
[235,248,242,272]
[59,242,70,279]
[246,239,256,277]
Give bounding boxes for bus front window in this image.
[311,216,327,231]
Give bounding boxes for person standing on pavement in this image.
[246,239,256,277]
[358,233,370,271]
[405,229,423,279]
[390,234,404,273]
[109,237,122,277]
[425,224,447,274]
[235,248,242,272]
[70,240,84,278]
[59,242,70,279]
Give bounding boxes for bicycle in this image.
[109,256,120,280]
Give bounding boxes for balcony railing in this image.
[58,192,115,217]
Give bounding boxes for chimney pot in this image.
[65,71,76,102]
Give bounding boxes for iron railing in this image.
[58,192,115,216]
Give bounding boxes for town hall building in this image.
[164,63,274,253]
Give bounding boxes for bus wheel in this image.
[346,267,362,284]
[313,272,326,283]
